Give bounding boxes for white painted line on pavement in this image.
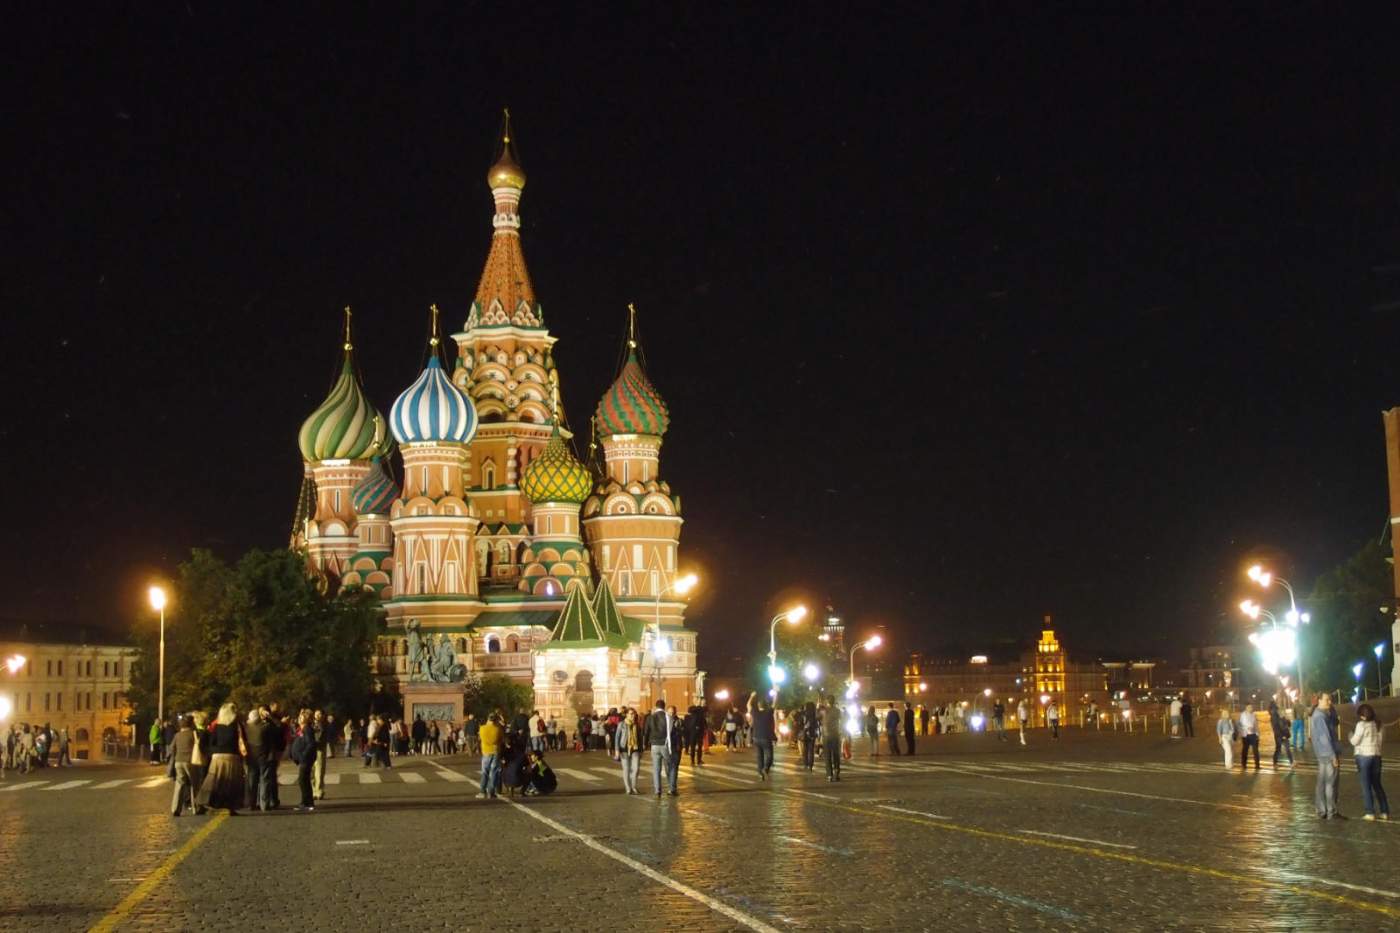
[504,800,782,933]
[358,772,382,784]
[92,779,133,789]
[0,781,49,792]
[399,772,427,783]
[878,804,951,820]
[335,839,370,846]
[43,780,90,791]
[278,772,297,786]
[1263,870,1400,899]
[776,834,852,856]
[1019,829,1137,849]
[324,773,341,785]
[434,768,468,782]
[786,788,838,800]
[965,772,1254,811]
[136,777,166,788]
[555,768,602,783]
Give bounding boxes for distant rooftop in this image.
[0,619,131,647]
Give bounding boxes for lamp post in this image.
[848,634,882,692]
[1352,661,1364,703]
[767,605,807,688]
[652,637,671,704]
[1248,566,1311,701]
[802,662,821,692]
[149,586,168,729]
[1375,643,1387,697]
[649,573,696,706]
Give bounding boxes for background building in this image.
[0,623,135,759]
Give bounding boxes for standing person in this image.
[663,705,683,795]
[885,704,902,756]
[196,703,246,816]
[643,701,675,796]
[576,713,592,753]
[1268,700,1294,770]
[1349,703,1389,821]
[821,697,844,782]
[1169,696,1183,738]
[531,711,547,754]
[292,711,317,812]
[243,708,270,811]
[748,693,776,781]
[1311,694,1344,819]
[311,710,330,801]
[476,713,503,800]
[1217,708,1236,770]
[169,716,200,817]
[464,714,480,756]
[148,718,163,765]
[411,715,427,756]
[510,709,531,753]
[920,705,930,737]
[1180,692,1194,737]
[903,702,917,756]
[1047,702,1060,739]
[865,705,880,757]
[616,708,642,794]
[605,708,620,760]
[686,706,707,769]
[798,702,818,772]
[1291,695,1307,750]
[1017,699,1029,746]
[263,705,285,809]
[56,728,71,767]
[992,701,1006,741]
[724,708,738,749]
[1238,703,1260,772]
[545,714,557,752]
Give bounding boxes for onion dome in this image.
[522,424,592,504]
[487,110,526,190]
[351,456,400,516]
[298,354,387,462]
[595,349,670,437]
[390,356,478,446]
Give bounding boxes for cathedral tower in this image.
[386,306,482,627]
[451,111,556,591]
[518,389,593,597]
[296,308,387,584]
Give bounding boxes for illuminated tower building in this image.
[296,309,387,584]
[451,111,556,590]
[518,390,593,597]
[583,307,693,705]
[386,306,482,625]
[1033,616,1065,726]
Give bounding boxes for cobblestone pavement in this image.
[2,729,1398,931]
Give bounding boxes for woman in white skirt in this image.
[196,703,247,815]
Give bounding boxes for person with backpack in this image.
[820,697,844,782]
[577,713,592,752]
[798,702,819,771]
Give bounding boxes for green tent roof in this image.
[591,579,629,639]
[540,585,628,650]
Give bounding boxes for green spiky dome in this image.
[521,425,591,504]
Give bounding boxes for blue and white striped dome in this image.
[390,356,478,445]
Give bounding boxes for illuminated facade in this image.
[291,116,699,722]
[0,627,135,758]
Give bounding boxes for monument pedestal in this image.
[402,682,468,726]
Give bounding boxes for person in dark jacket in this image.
[264,705,285,808]
[747,692,777,781]
[169,716,201,817]
[1268,700,1294,769]
[291,711,317,812]
[243,709,272,812]
[798,702,819,771]
[411,715,427,755]
[524,750,557,796]
[885,704,902,756]
[903,702,917,756]
[685,706,706,768]
[509,710,531,753]
[1180,692,1195,737]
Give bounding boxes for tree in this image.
[1303,538,1393,694]
[750,623,842,709]
[127,548,382,724]
[462,673,534,721]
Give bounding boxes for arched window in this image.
[486,635,501,653]
[482,461,496,490]
[505,635,519,652]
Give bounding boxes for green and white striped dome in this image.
[298,354,387,462]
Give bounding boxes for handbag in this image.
[190,736,206,768]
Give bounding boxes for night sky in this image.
[8,6,1400,667]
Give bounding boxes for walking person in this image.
[1238,703,1260,772]
[292,711,317,812]
[196,703,246,816]
[1017,699,1029,746]
[1268,700,1294,769]
[1290,696,1307,750]
[617,708,642,794]
[903,702,917,755]
[821,697,844,782]
[992,701,1006,741]
[865,705,880,757]
[644,700,679,796]
[1311,694,1344,819]
[724,708,738,750]
[920,705,930,737]
[475,713,503,800]
[1047,701,1060,739]
[885,704,902,756]
[799,702,818,771]
[1349,703,1389,821]
[1217,708,1235,770]
[169,716,202,817]
[748,693,776,781]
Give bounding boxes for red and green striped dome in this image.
[595,350,669,437]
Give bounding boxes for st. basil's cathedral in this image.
[290,115,699,724]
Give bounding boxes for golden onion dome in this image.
[487,110,526,190]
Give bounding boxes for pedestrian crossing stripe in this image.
[0,781,48,791]
[358,772,382,784]
[324,773,341,784]
[136,776,166,788]
[399,772,427,783]
[555,768,602,782]
[43,780,89,790]
[434,769,469,782]
[92,779,132,789]
[278,772,297,786]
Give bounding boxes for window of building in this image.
[486,636,501,654]
[56,693,62,710]
[25,693,31,712]
[57,660,63,676]
[102,693,108,709]
[44,693,50,711]
[104,661,110,677]
[46,660,52,676]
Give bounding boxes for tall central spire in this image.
[471,109,540,329]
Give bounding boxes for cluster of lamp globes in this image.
[1240,564,1388,698]
[0,652,27,721]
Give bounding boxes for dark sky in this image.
[7,6,1400,666]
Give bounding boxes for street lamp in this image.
[1352,661,1365,703]
[649,572,696,705]
[149,585,168,728]
[803,662,821,686]
[4,654,24,675]
[1375,643,1387,696]
[849,634,882,692]
[1247,565,1310,700]
[714,688,730,702]
[652,636,672,703]
[767,604,807,684]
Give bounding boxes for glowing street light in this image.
[768,664,787,685]
[1247,564,1309,700]
[4,654,25,675]
[1248,626,1297,676]
[983,688,992,698]
[767,604,807,679]
[802,662,821,684]
[149,585,168,727]
[848,634,882,693]
[714,688,730,702]
[918,682,928,693]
